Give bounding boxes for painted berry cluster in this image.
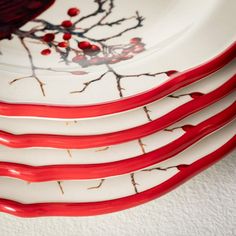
[37,4,146,69]
[7,0,176,99]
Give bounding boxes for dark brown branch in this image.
[130,173,139,193]
[57,181,64,194]
[101,16,135,27]
[73,0,108,25]
[168,94,189,98]
[164,124,194,132]
[95,11,144,42]
[70,69,169,96]
[66,149,72,158]
[119,71,170,79]
[142,166,175,172]
[115,76,125,97]
[9,37,46,96]
[70,70,110,93]
[82,0,114,33]
[164,127,180,132]
[10,1,146,96]
[143,106,152,121]
[168,92,204,99]
[138,139,146,154]
[88,179,105,189]
[95,147,110,152]
[142,164,190,172]
[32,19,62,31]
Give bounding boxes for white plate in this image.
[0,0,235,107]
[0,90,235,150]
[0,121,234,204]
[0,92,234,167]
[0,60,235,135]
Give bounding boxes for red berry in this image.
[72,55,86,63]
[58,41,69,48]
[130,37,142,44]
[90,44,101,54]
[42,33,55,42]
[78,41,91,50]
[90,45,100,52]
[63,33,72,40]
[67,7,80,17]
[41,49,51,55]
[61,20,73,28]
[84,44,101,56]
[190,92,204,99]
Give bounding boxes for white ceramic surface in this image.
[0,60,235,135]
[0,92,234,165]
[0,0,235,105]
[0,121,234,203]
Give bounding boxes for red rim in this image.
[0,42,235,119]
[0,102,235,181]
[0,76,235,149]
[0,135,234,217]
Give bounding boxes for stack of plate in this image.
[0,0,235,217]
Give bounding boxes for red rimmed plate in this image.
[0,93,235,181]
[0,121,234,217]
[1,60,235,135]
[0,0,235,118]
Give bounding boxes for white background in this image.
[0,152,235,236]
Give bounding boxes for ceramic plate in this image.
[0,121,235,217]
[0,93,235,181]
[0,60,235,135]
[0,91,234,149]
[0,0,235,118]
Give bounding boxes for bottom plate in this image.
[0,121,235,217]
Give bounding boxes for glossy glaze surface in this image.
[0,94,235,180]
[0,0,235,118]
[0,122,234,217]
[1,60,235,135]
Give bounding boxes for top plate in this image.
[0,0,235,118]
